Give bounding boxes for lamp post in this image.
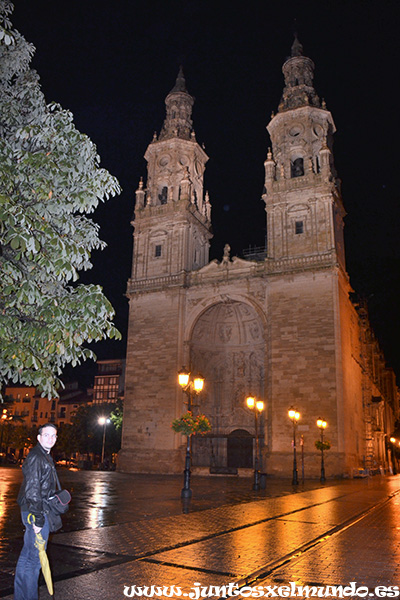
[98,417,110,464]
[178,367,205,499]
[317,418,327,482]
[288,407,300,485]
[0,409,8,465]
[390,437,398,474]
[246,395,264,490]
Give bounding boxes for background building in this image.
[4,358,124,431]
[5,386,58,427]
[92,359,125,404]
[4,381,90,429]
[118,39,398,477]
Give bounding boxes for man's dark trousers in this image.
[14,511,50,600]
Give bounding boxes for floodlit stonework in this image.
[119,40,398,478]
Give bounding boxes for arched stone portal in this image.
[190,301,265,469]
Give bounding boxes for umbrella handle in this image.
[27,513,42,536]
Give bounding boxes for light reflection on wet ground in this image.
[0,467,333,540]
[2,468,399,599]
[0,465,334,592]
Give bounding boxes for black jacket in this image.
[17,443,57,527]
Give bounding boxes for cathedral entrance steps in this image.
[209,466,238,475]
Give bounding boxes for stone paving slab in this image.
[3,486,399,600]
[275,499,376,526]
[0,540,120,596]
[2,559,233,600]
[53,482,398,557]
[3,478,400,600]
[149,519,327,579]
[265,494,400,590]
[0,469,342,542]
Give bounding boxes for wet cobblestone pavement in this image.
[1,468,400,599]
[256,491,400,594]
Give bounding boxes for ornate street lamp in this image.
[246,395,264,490]
[178,367,205,499]
[389,437,398,474]
[98,416,110,464]
[317,418,327,482]
[288,407,300,485]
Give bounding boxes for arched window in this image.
[291,157,304,178]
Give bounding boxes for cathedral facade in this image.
[119,39,398,478]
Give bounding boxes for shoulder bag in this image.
[43,454,72,532]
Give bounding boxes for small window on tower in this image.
[291,158,304,178]
[295,221,304,235]
[155,245,162,258]
[158,186,168,205]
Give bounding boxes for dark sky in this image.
[11,1,400,381]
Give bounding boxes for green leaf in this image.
[0,5,121,399]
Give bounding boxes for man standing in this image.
[14,423,58,600]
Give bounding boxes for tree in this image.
[56,423,76,461]
[71,402,121,459]
[8,423,36,455]
[110,397,123,432]
[69,404,94,459]
[0,2,121,399]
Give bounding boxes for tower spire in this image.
[159,66,194,140]
[291,33,303,57]
[278,35,320,111]
[169,65,188,93]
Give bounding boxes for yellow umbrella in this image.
[27,513,54,596]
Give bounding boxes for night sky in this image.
[11,1,400,382]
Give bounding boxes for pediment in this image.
[196,255,257,275]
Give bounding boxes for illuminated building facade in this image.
[120,40,398,477]
[4,382,90,428]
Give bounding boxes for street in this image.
[1,468,400,599]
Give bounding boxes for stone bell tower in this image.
[119,69,213,473]
[263,35,346,270]
[262,37,364,477]
[131,67,212,282]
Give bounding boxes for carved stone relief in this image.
[189,301,265,438]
